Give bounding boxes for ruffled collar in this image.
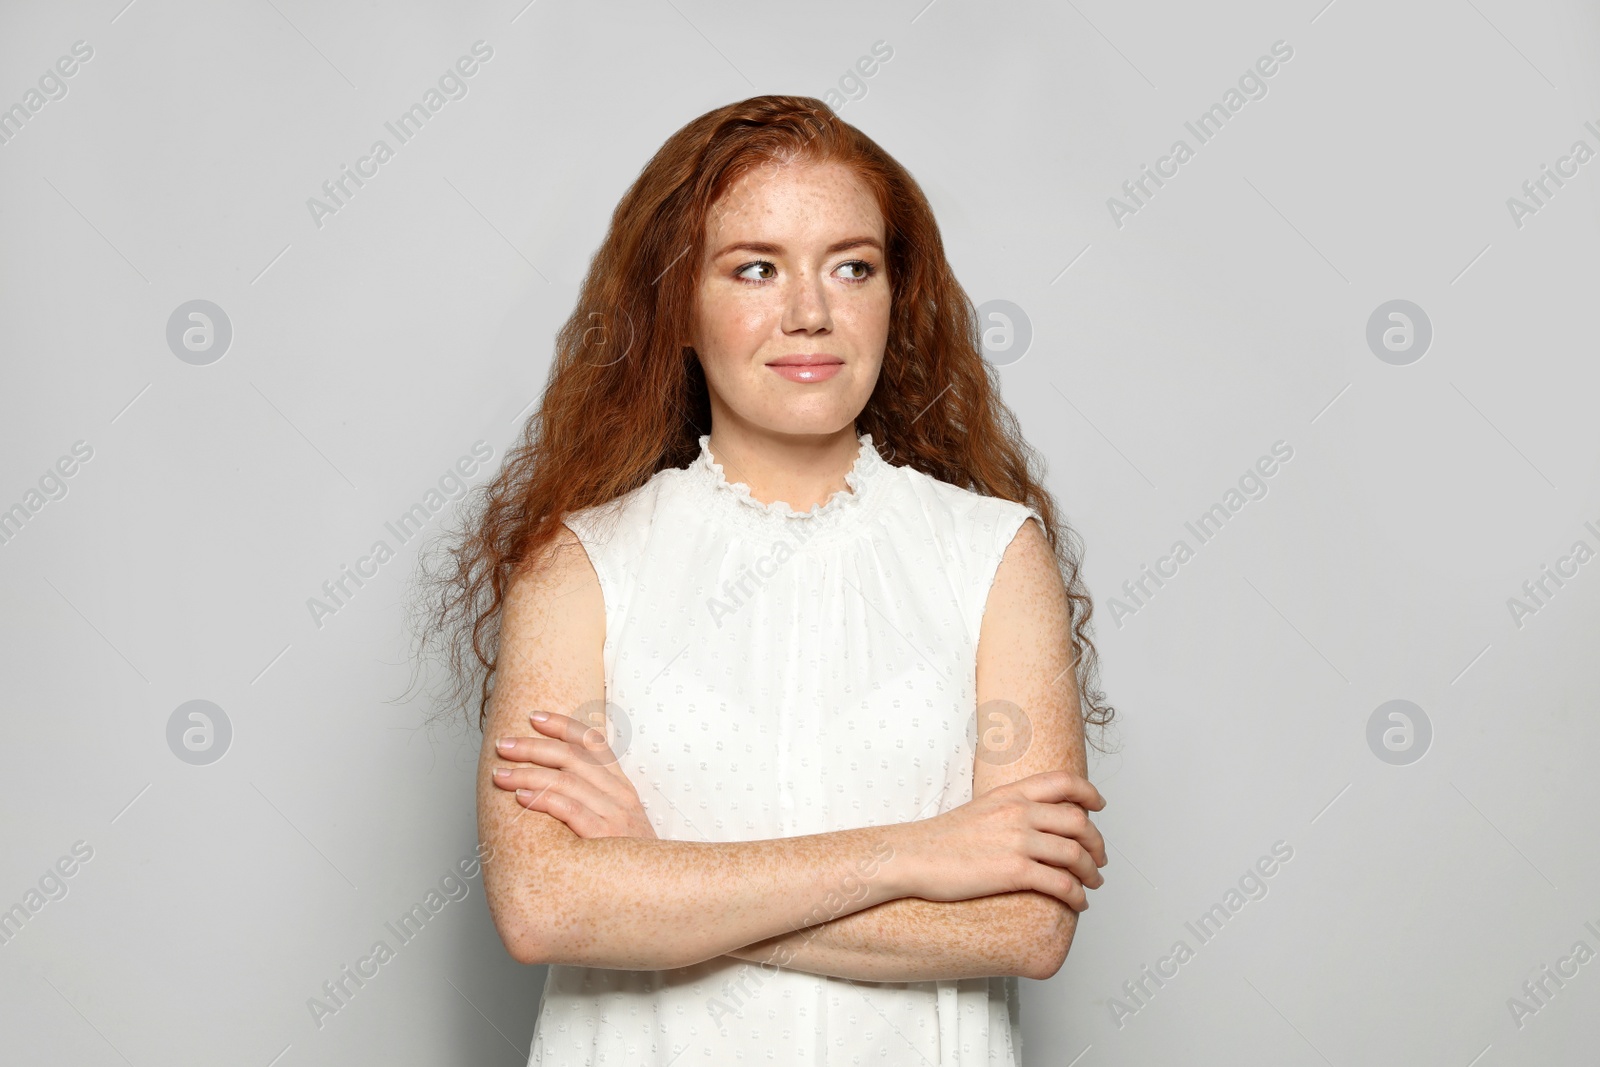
[687,432,888,527]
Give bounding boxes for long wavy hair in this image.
[408,94,1116,752]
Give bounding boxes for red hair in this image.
[409,94,1115,749]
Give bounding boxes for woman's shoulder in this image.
[891,462,1043,548]
[886,464,1047,646]
[560,465,681,549]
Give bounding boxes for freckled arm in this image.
[721,519,1090,982]
[480,528,919,970]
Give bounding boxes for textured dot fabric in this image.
[529,431,1043,1066]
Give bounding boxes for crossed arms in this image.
[476,519,1104,982]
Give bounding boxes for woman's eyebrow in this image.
[711,236,883,258]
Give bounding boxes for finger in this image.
[497,735,628,788]
[1026,828,1104,891]
[496,735,593,769]
[1042,769,1105,810]
[499,736,643,814]
[503,766,625,836]
[1026,861,1088,911]
[1015,769,1105,811]
[529,712,620,766]
[525,715,642,799]
[514,784,609,838]
[497,765,629,826]
[491,762,560,791]
[1033,802,1107,869]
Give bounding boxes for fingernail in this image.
[493,768,509,778]
[530,711,549,722]
[496,738,514,749]
[516,789,534,799]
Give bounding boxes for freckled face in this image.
[689,160,890,437]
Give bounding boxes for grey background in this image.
[2,0,1597,1064]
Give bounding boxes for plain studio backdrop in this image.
[3,0,1598,1064]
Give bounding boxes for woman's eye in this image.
[733,259,875,283]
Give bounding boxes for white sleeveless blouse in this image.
[531,430,1043,1066]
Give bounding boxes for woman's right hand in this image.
[900,770,1107,911]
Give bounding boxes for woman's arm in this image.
[720,890,1072,982]
[481,522,1101,973]
[719,518,1094,982]
[479,525,922,969]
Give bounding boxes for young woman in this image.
[422,94,1115,1065]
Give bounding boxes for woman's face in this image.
[689,159,890,439]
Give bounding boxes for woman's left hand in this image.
[491,712,657,840]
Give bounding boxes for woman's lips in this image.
[768,363,842,382]
[767,359,843,383]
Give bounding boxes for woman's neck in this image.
[703,424,864,511]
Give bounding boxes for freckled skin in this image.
[972,518,1089,978]
[477,161,1106,978]
[689,159,891,509]
[478,520,1099,979]
[478,531,917,969]
[723,518,1090,981]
